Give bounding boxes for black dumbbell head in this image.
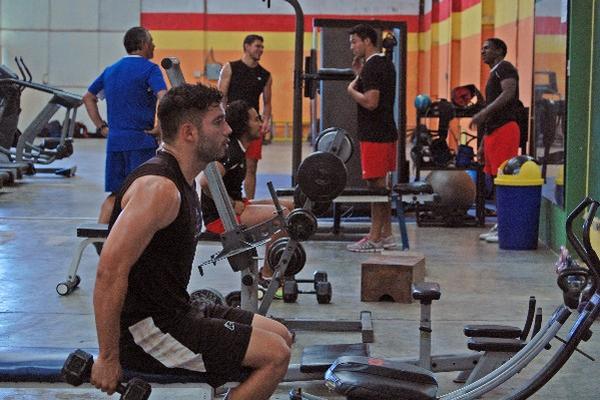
[123,377,152,400]
[62,349,93,387]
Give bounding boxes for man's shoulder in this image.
[118,56,160,70]
[364,54,392,71]
[222,141,245,167]
[496,60,518,75]
[256,62,270,75]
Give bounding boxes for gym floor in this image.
[0,139,597,399]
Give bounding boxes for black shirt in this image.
[109,151,202,337]
[227,60,270,112]
[201,140,246,225]
[356,54,397,142]
[484,60,520,134]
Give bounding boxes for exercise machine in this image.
[290,196,600,399]
[0,57,79,177]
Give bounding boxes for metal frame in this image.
[200,162,374,342]
[0,58,80,175]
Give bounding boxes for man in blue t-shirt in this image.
[83,26,167,226]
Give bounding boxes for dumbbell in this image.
[62,349,152,400]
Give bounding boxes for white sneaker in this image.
[479,224,498,240]
[485,232,499,243]
[381,235,397,249]
[347,237,383,253]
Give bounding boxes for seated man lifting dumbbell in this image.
[91,84,292,400]
[198,100,294,292]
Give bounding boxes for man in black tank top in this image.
[90,84,293,399]
[198,100,294,282]
[218,34,272,200]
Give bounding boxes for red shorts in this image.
[360,141,397,180]
[245,136,263,161]
[204,199,250,234]
[483,121,520,176]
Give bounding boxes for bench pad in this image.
[0,347,245,384]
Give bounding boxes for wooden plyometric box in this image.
[361,251,426,303]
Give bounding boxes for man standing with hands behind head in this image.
[470,38,521,243]
[83,26,167,227]
[218,34,272,200]
[346,23,398,253]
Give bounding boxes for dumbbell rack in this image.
[199,162,373,342]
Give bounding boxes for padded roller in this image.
[411,282,441,302]
[76,223,109,238]
[463,324,522,339]
[467,337,527,353]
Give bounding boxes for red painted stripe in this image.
[142,13,420,33]
[432,0,452,22]
[420,10,433,32]
[142,13,205,30]
[534,16,568,35]
[452,0,481,13]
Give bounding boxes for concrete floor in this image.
[0,139,597,399]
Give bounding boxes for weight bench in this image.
[57,223,222,296]
[277,182,435,250]
[0,346,244,398]
[0,345,367,396]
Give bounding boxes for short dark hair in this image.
[243,34,264,49]
[123,27,150,54]
[486,38,507,57]
[226,100,253,140]
[349,24,378,47]
[158,84,223,143]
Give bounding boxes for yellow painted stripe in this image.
[534,35,568,54]
[586,0,596,195]
[154,30,316,51]
[482,0,495,25]
[154,30,419,52]
[418,30,432,52]
[518,0,534,19]
[494,0,519,26]
[432,18,452,46]
[452,4,482,40]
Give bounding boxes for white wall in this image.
[141,0,420,14]
[0,0,140,131]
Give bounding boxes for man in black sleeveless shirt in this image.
[198,100,293,281]
[90,84,292,400]
[218,34,272,200]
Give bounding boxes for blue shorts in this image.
[105,148,157,193]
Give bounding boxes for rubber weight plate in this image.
[267,237,307,277]
[286,208,318,241]
[315,128,354,164]
[190,288,225,306]
[297,151,347,202]
[293,185,331,216]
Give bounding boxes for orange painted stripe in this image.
[142,13,420,33]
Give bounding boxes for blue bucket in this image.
[496,185,542,250]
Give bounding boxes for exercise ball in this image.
[502,155,537,175]
[426,170,476,209]
[414,94,432,113]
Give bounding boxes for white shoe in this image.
[381,235,397,249]
[485,232,499,243]
[479,224,498,240]
[347,236,383,253]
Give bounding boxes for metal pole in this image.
[284,0,304,186]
